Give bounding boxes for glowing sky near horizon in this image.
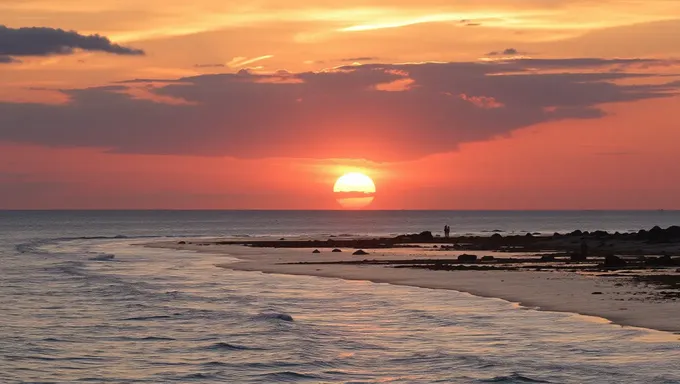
[1,0,680,209]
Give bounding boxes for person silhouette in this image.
[444,225,450,238]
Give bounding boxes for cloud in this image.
[0,55,19,63]
[0,25,144,62]
[340,57,380,62]
[194,63,226,68]
[487,48,523,56]
[0,58,677,162]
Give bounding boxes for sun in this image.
[333,172,376,209]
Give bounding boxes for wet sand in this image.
[144,237,680,333]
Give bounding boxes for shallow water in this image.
[2,235,679,383]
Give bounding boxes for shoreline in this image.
[143,236,680,334]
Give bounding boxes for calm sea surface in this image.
[1,211,679,383]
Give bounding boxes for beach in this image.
[147,235,680,333]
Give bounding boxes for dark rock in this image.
[353,249,369,255]
[491,233,502,239]
[592,291,603,295]
[312,249,321,254]
[280,238,285,240]
[571,230,583,236]
[332,248,342,253]
[457,254,478,263]
[481,256,495,261]
[603,255,627,267]
[646,255,675,266]
[541,255,555,262]
[177,241,186,245]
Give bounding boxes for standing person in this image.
[444,225,450,238]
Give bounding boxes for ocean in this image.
[1,210,679,383]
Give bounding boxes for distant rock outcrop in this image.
[603,255,626,267]
[395,231,434,242]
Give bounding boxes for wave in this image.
[200,342,256,351]
[15,234,201,255]
[140,336,175,341]
[253,312,294,322]
[122,315,173,321]
[480,373,551,383]
[258,371,323,381]
[89,253,116,261]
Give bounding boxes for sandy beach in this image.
[144,237,680,334]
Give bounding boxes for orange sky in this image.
[1,1,679,209]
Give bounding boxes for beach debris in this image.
[353,249,369,255]
[457,254,477,263]
[312,249,321,254]
[332,248,342,253]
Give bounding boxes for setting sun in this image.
[333,172,376,209]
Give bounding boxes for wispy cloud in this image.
[227,55,274,68]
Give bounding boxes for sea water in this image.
[1,211,679,383]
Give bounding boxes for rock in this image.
[592,291,603,295]
[353,249,369,255]
[332,248,342,253]
[481,256,495,261]
[603,255,626,267]
[312,249,321,254]
[457,254,478,263]
[491,233,502,239]
[395,231,434,242]
[177,241,186,245]
[280,238,285,240]
[541,255,555,262]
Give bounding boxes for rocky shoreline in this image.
[177,225,680,301]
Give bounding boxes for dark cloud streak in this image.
[0,25,144,63]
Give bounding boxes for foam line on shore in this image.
[143,240,680,334]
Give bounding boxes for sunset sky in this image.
[1,0,680,209]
